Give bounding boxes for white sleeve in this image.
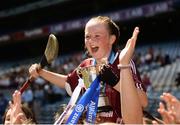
[65,82,73,96]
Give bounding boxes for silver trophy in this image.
[76,58,111,108]
[77,65,97,89]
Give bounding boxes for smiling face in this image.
[85,19,116,63]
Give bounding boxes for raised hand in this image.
[9,90,27,124]
[158,92,180,124]
[119,27,139,65]
[118,27,146,124]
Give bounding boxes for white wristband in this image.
[117,64,131,69]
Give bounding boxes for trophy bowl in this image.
[77,65,97,89]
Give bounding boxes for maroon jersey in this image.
[66,51,146,123]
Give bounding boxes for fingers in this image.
[161,93,180,124]
[9,101,13,109]
[158,107,173,124]
[158,102,165,114]
[160,93,177,111]
[130,27,139,48]
[16,91,21,105]
[158,102,174,124]
[160,93,170,110]
[29,63,40,73]
[29,63,40,78]
[125,27,140,52]
[132,27,140,39]
[14,90,22,107]
[100,58,108,65]
[13,91,17,105]
[166,93,179,103]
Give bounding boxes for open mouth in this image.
[91,46,99,53]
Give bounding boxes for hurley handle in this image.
[19,76,34,94]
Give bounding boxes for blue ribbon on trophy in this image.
[86,82,100,123]
[66,76,100,124]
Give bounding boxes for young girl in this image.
[29,16,148,124]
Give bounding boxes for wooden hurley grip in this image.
[19,76,34,94]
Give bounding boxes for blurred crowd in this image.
[134,46,173,73]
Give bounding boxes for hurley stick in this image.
[19,34,59,94]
